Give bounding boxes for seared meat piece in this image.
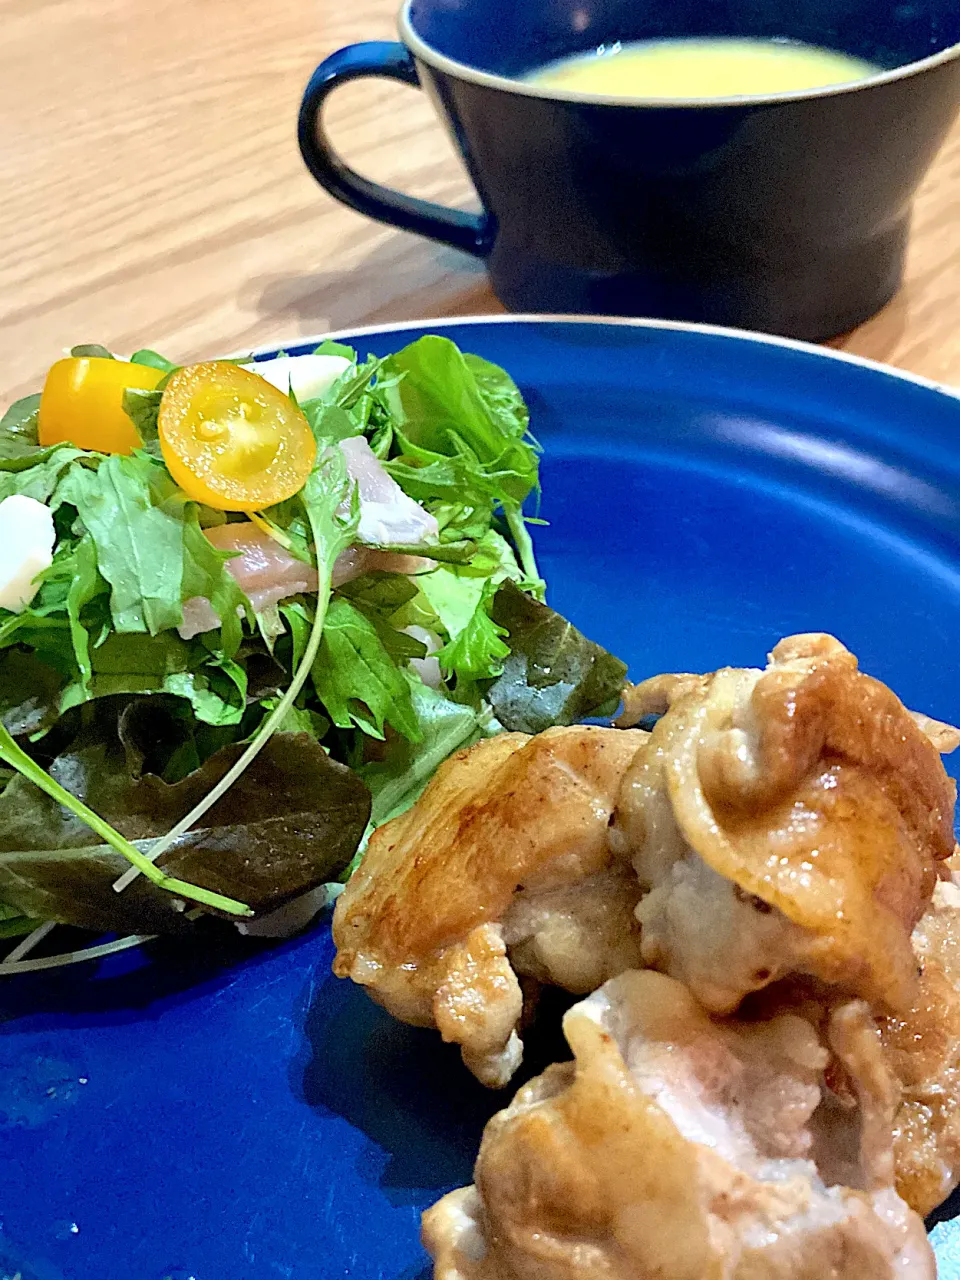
[424,970,934,1280]
[613,633,955,1015]
[333,725,645,1085]
[881,874,960,1215]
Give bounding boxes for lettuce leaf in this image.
[130,349,177,373]
[0,728,371,932]
[312,340,357,359]
[381,336,538,505]
[0,445,91,501]
[55,456,187,634]
[51,631,246,727]
[377,336,542,588]
[0,393,50,465]
[180,507,250,658]
[0,649,64,737]
[347,673,495,878]
[121,386,163,444]
[435,579,509,681]
[418,530,521,637]
[64,534,104,693]
[336,571,421,616]
[336,572,427,662]
[293,350,404,456]
[485,583,628,733]
[53,454,250,654]
[310,596,420,741]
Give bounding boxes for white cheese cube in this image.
[243,354,353,403]
[0,495,56,613]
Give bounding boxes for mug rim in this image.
[398,0,960,107]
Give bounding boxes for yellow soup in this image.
[525,38,880,99]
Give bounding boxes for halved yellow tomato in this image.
[158,362,317,511]
[38,357,165,454]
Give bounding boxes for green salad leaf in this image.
[310,597,420,740]
[56,457,189,635]
[0,393,44,462]
[40,453,252,661]
[121,386,163,444]
[419,530,522,635]
[0,719,251,917]
[0,725,370,933]
[0,649,64,737]
[70,343,115,360]
[381,337,537,503]
[345,674,497,880]
[64,534,102,693]
[180,508,250,657]
[485,582,628,733]
[436,579,510,681]
[312,339,356,361]
[0,448,91,507]
[337,572,428,663]
[130,349,178,373]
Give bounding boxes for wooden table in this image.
[1,0,958,400]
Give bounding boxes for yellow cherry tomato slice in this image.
[158,362,317,512]
[38,357,165,454]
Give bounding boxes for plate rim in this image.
[246,312,960,404]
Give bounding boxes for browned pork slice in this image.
[613,633,956,1016]
[879,871,960,1215]
[424,970,934,1280]
[332,726,646,1086]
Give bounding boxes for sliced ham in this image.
[337,435,439,546]
[205,522,318,598]
[330,546,434,587]
[179,437,437,640]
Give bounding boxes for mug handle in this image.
[298,42,493,258]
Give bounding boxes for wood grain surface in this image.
[0,0,958,399]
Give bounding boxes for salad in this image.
[0,336,626,972]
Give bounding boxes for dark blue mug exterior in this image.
[299,0,960,340]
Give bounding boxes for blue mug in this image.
[299,0,960,340]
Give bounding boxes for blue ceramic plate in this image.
[3,316,960,1280]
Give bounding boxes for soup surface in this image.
[524,37,880,99]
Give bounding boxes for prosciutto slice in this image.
[179,436,437,638]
